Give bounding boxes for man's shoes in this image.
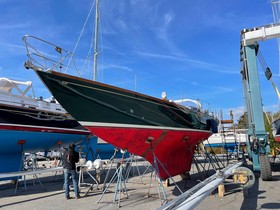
[66,196,71,200]
[75,195,81,199]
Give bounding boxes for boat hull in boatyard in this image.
[0,78,91,175]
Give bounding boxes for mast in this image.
[93,0,99,81]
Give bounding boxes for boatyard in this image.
[0,157,280,210]
[2,1,280,210]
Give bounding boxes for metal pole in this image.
[158,162,243,210]
[93,0,99,81]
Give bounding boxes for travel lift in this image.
[240,23,280,181]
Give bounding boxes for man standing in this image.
[63,144,80,199]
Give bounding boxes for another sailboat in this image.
[0,77,92,175]
[272,118,280,142]
[205,130,247,152]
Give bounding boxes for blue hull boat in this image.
[0,78,92,177]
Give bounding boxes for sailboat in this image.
[0,77,92,175]
[205,130,247,152]
[22,38,218,179]
[22,1,218,179]
[272,118,280,143]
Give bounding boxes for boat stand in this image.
[55,141,64,167]
[140,161,154,178]
[15,140,27,193]
[15,140,44,194]
[101,148,119,190]
[77,165,99,196]
[194,143,226,177]
[53,142,64,182]
[124,154,144,184]
[145,138,183,205]
[185,141,226,188]
[97,151,129,207]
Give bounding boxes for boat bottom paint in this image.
[95,143,129,160]
[0,154,23,180]
[85,125,212,179]
[0,130,94,180]
[0,130,89,155]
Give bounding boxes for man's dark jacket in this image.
[63,150,79,170]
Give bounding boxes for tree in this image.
[237,112,248,129]
[236,111,279,152]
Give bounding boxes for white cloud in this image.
[156,12,173,41]
[222,102,280,124]
[0,42,25,50]
[105,64,133,72]
[0,23,30,30]
[228,106,245,122]
[191,81,199,86]
[134,51,237,74]
[264,103,279,113]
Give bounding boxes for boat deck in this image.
[0,158,279,210]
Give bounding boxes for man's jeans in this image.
[64,169,79,197]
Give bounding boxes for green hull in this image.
[36,70,216,131]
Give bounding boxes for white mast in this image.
[93,0,99,81]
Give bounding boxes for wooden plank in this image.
[218,184,225,197]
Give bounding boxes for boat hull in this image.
[34,70,217,179]
[0,128,90,176]
[0,99,91,176]
[204,133,247,152]
[272,118,280,143]
[0,127,90,155]
[0,103,91,154]
[85,124,211,179]
[274,136,280,142]
[35,71,215,130]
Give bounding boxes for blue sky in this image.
[0,0,279,122]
